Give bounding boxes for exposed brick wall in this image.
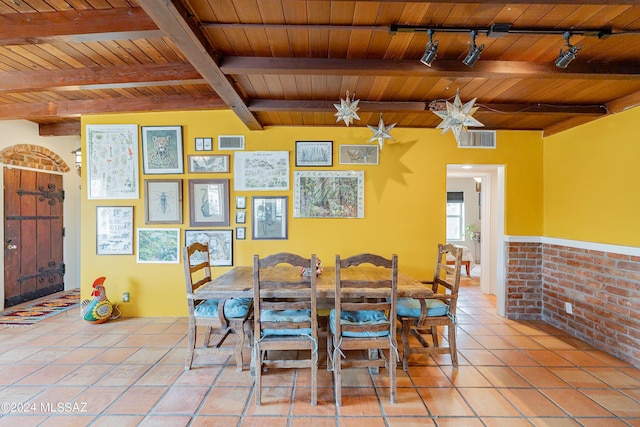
[0,144,70,173]
[505,242,543,320]
[506,240,640,367]
[542,244,640,368]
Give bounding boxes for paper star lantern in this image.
[433,90,484,143]
[368,114,396,149]
[334,90,360,126]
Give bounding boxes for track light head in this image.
[420,29,439,67]
[555,31,581,68]
[463,30,484,67]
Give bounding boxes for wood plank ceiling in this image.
[0,0,638,137]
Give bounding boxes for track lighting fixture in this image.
[555,31,580,68]
[462,30,484,67]
[420,29,439,67]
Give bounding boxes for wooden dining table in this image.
[196,265,434,300]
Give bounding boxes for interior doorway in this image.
[447,164,505,316]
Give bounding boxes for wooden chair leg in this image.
[389,347,396,404]
[203,326,212,348]
[311,350,318,406]
[326,331,333,371]
[233,321,244,372]
[334,351,342,406]
[430,325,439,347]
[401,318,411,371]
[254,344,262,406]
[448,323,458,369]
[185,328,196,370]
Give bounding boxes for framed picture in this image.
[236,195,246,209]
[96,206,134,255]
[194,137,213,151]
[86,124,139,199]
[141,125,184,174]
[136,228,180,263]
[339,144,379,165]
[187,155,230,173]
[189,179,230,226]
[236,210,246,224]
[295,141,333,167]
[293,171,364,218]
[185,229,233,266]
[234,151,289,191]
[144,179,182,224]
[252,196,288,240]
[236,227,246,240]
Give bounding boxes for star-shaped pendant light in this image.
[432,90,484,143]
[334,90,360,126]
[368,114,396,149]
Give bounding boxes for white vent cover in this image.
[218,135,245,150]
[457,130,496,148]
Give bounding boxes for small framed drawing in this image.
[252,196,288,240]
[136,228,180,263]
[144,179,182,224]
[96,206,134,255]
[194,137,213,151]
[187,155,230,173]
[185,229,233,267]
[236,227,246,240]
[236,210,246,224]
[141,125,184,174]
[236,195,246,209]
[339,144,379,165]
[188,179,230,226]
[295,141,333,167]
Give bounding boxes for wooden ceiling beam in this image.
[0,63,203,93]
[137,0,262,130]
[303,0,637,4]
[249,99,606,116]
[38,121,81,137]
[0,8,161,45]
[0,95,226,120]
[221,57,640,81]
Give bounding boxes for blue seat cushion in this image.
[329,309,390,338]
[260,309,312,336]
[396,297,449,318]
[194,298,252,319]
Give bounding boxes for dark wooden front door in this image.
[4,167,65,308]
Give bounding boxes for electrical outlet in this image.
[564,302,573,314]
[122,292,130,303]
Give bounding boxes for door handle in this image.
[7,244,17,250]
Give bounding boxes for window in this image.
[446,192,464,240]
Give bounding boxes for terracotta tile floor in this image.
[1,280,639,426]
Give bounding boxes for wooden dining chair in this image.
[327,253,398,405]
[396,243,463,370]
[253,252,319,406]
[183,242,252,372]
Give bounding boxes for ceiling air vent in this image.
[218,135,245,150]
[457,130,496,148]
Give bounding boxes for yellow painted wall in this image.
[81,111,543,316]
[543,107,640,246]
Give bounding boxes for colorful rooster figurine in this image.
[81,277,113,324]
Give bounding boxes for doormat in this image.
[0,289,80,326]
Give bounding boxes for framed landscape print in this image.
[188,179,230,226]
[141,125,184,174]
[293,171,364,218]
[144,179,182,224]
[187,155,230,173]
[185,229,233,266]
[86,124,139,199]
[295,141,333,167]
[96,206,134,255]
[252,196,288,239]
[136,228,180,263]
[234,151,289,191]
[339,144,379,165]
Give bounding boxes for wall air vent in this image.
[218,135,245,150]
[457,130,496,148]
